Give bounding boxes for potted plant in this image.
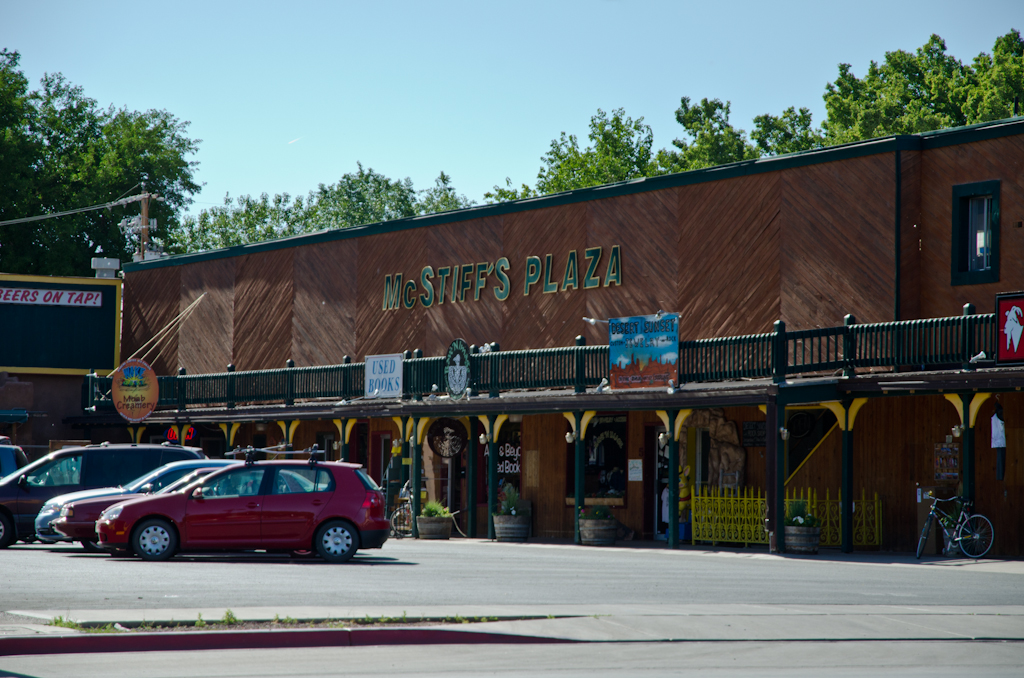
[492,483,531,542]
[416,500,453,540]
[784,499,821,554]
[578,505,617,546]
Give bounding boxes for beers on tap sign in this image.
[111,359,159,423]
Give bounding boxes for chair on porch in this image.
[719,469,740,496]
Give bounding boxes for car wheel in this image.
[81,540,102,553]
[132,519,178,561]
[315,520,359,563]
[0,513,13,549]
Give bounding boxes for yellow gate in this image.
[690,486,882,548]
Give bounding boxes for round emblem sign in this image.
[444,338,471,400]
[426,418,467,459]
[111,358,159,423]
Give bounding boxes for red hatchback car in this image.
[96,460,388,562]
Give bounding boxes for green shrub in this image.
[420,500,450,517]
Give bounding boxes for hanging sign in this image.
[365,354,403,398]
[426,418,466,458]
[111,358,159,423]
[444,339,471,399]
[608,313,679,390]
[996,291,1024,366]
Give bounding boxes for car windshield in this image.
[158,469,218,494]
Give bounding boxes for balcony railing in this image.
[84,307,997,412]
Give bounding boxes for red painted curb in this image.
[0,627,571,656]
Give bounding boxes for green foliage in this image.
[822,31,1024,144]
[655,97,759,173]
[785,499,821,528]
[194,613,206,628]
[164,166,473,254]
[0,50,200,275]
[494,482,528,516]
[420,500,450,517]
[220,609,240,625]
[579,505,612,520]
[751,106,825,156]
[486,108,654,201]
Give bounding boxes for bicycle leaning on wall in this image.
[916,492,994,559]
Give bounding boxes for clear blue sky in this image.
[3,1,1022,214]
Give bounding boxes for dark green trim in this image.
[951,180,1000,286]
[125,118,1024,274]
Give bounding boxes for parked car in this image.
[52,466,233,551]
[37,459,238,548]
[0,442,205,549]
[97,460,388,562]
[0,443,28,479]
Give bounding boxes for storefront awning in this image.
[0,409,28,423]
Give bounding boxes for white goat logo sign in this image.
[1005,305,1024,354]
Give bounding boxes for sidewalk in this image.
[4,604,1023,656]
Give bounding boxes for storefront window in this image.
[566,414,628,499]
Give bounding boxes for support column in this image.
[573,411,584,544]
[410,417,422,538]
[218,422,241,450]
[944,393,991,505]
[765,395,785,552]
[487,413,498,540]
[667,410,679,550]
[468,417,478,538]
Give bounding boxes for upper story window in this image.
[951,181,1000,286]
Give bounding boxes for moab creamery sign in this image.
[381,245,622,311]
[111,359,159,423]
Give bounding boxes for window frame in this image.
[951,180,1001,286]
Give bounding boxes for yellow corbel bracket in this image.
[276,420,300,445]
[416,417,434,445]
[492,414,509,441]
[126,425,146,444]
[218,422,241,446]
[655,409,692,441]
[969,393,992,428]
[758,404,767,415]
[563,411,597,439]
[391,417,414,442]
[847,398,868,430]
[943,394,965,426]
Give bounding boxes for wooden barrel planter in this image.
[416,516,452,540]
[784,526,821,554]
[493,515,530,542]
[579,518,617,546]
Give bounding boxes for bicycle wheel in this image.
[916,514,934,559]
[390,504,412,538]
[957,514,994,559]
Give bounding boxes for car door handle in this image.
[248,502,260,508]
[312,500,323,506]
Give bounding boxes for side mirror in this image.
[17,474,27,489]
[141,483,154,494]
[191,487,204,500]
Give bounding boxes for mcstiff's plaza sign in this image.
[382,245,622,311]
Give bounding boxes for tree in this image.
[486,108,654,201]
[164,166,474,254]
[0,55,200,275]
[821,31,1024,144]
[751,106,825,156]
[417,171,476,215]
[655,97,759,173]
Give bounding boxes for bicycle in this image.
[916,492,994,559]
[389,480,413,539]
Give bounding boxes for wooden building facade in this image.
[99,119,1024,555]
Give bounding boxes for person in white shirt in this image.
[992,398,1006,481]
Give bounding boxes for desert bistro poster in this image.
[608,313,679,390]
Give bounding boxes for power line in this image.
[0,192,162,227]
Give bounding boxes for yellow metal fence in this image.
[690,486,882,548]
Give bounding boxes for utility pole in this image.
[140,182,150,258]
[116,182,165,261]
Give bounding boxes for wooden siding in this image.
[179,258,233,374]
[232,249,294,371]
[899,150,922,320]
[293,240,358,365]
[677,174,781,338]
[918,135,1024,317]
[121,266,181,375]
[780,154,896,328]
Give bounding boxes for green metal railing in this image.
[84,308,998,412]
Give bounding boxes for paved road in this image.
[3,539,1022,612]
[3,641,1023,678]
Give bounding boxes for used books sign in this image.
[608,313,678,390]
